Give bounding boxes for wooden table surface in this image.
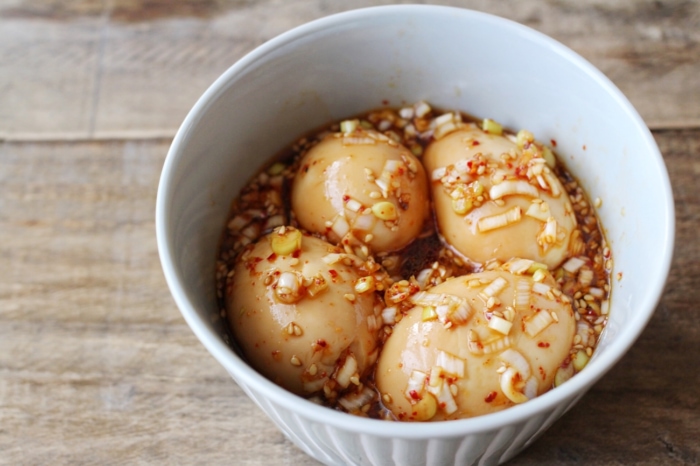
[1,1,699,464]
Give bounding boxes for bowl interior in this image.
[157,4,674,436]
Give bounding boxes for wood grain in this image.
[1,0,699,141]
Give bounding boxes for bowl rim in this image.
[156,4,675,438]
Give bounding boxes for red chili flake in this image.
[316,339,327,348]
[537,341,550,348]
[408,390,421,400]
[292,249,301,258]
[342,194,350,203]
[271,350,281,361]
[245,256,263,272]
[539,366,546,380]
[485,391,497,403]
[382,99,389,105]
[266,252,277,262]
[328,269,339,280]
[550,139,557,147]
[472,140,481,146]
[302,164,310,173]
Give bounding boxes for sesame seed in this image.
[290,355,302,366]
[344,293,356,302]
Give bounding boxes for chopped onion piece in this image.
[572,350,590,371]
[542,146,556,168]
[525,201,551,222]
[335,354,358,388]
[489,180,539,200]
[478,207,522,232]
[449,299,474,325]
[480,277,508,299]
[331,216,350,238]
[500,367,528,404]
[345,198,363,212]
[410,291,447,306]
[454,159,471,174]
[482,118,503,135]
[405,370,428,399]
[338,385,376,411]
[340,119,358,134]
[515,278,532,312]
[270,226,302,255]
[302,377,328,394]
[383,159,403,174]
[543,172,561,197]
[578,268,594,287]
[532,282,552,296]
[277,272,299,292]
[589,287,605,298]
[523,310,555,337]
[374,178,390,197]
[488,315,513,335]
[436,351,466,377]
[554,364,574,387]
[434,112,455,126]
[436,380,458,414]
[499,348,532,379]
[434,121,458,140]
[505,258,534,275]
[352,213,376,232]
[539,217,558,245]
[275,272,303,303]
[431,166,447,181]
[523,376,538,400]
[422,306,438,321]
[381,306,398,325]
[414,101,431,118]
[563,257,586,273]
[342,136,376,145]
[468,332,512,355]
[399,107,414,119]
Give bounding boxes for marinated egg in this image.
[226,227,383,397]
[376,268,575,421]
[423,124,578,269]
[291,123,430,254]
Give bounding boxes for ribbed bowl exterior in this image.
[236,373,585,466]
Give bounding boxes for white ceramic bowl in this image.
[156,5,674,465]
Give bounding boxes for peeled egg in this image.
[226,227,382,396]
[291,126,430,253]
[375,269,575,421]
[423,125,577,269]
